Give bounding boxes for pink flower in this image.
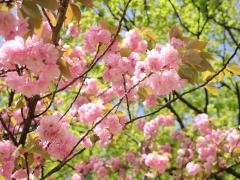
[125,151,136,163]
[111,157,121,170]
[123,29,147,52]
[82,78,99,95]
[47,133,78,160]
[84,25,111,53]
[226,129,240,151]
[72,46,85,58]
[196,137,217,163]
[71,173,83,180]
[143,119,160,138]
[96,166,108,178]
[156,115,174,126]
[137,118,146,131]
[11,169,27,179]
[81,137,92,148]
[159,144,171,153]
[160,44,180,68]
[0,140,17,179]
[67,23,80,37]
[146,49,164,71]
[94,128,111,146]
[193,114,211,135]
[144,153,169,174]
[78,103,103,125]
[37,115,66,142]
[2,36,59,97]
[101,114,123,134]
[0,10,17,40]
[170,37,185,49]
[147,69,186,96]
[186,162,200,176]
[143,95,157,107]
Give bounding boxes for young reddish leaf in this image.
[185,39,207,50]
[70,4,81,22]
[199,51,214,60]
[78,0,93,7]
[197,59,214,72]
[182,49,203,67]
[169,26,182,40]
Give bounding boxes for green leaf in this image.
[57,59,72,79]
[70,4,81,22]
[227,64,240,75]
[22,0,42,28]
[33,0,60,10]
[178,63,198,83]
[15,98,26,109]
[205,84,219,96]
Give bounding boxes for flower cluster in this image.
[0,36,59,97]
[0,10,28,40]
[37,115,78,160]
[0,140,18,179]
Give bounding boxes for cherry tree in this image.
[0,0,240,179]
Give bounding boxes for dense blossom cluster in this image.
[37,115,78,160]
[0,140,18,179]
[69,114,240,179]
[0,36,59,97]
[0,10,28,40]
[0,3,239,180]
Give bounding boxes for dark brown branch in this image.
[34,76,61,118]
[204,88,209,113]
[0,114,18,146]
[24,153,30,180]
[18,95,40,146]
[164,98,185,129]
[59,74,87,121]
[41,8,54,29]
[52,0,69,45]
[8,90,15,107]
[123,74,132,121]
[168,0,198,36]
[174,91,203,114]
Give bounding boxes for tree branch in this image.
[18,95,40,146]
[52,0,69,45]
